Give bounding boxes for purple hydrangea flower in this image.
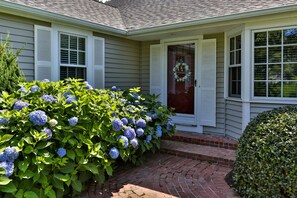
[136,128,144,136]
[166,121,175,130]
[18,87,27,93]
[136,119,146,128]
[109,147,119,159]
[124,127,136,140]
[121,118,128,126]
[112,118,123,131]
[134,101,140,106]
[66,95,77,104]
[0,146,19,162]
[120,99,127,104]
[29,110,47,126]
[42,128,52,140]
[156,126,162,137]
[111,112,117,117]
[0,118,9,125]
[130,138,139,148]
[30,85,41,93]
[146,135,152,143]
[57,148,66,158]
[42,79,50,83]
[63,92,72,98]
[13,100,29,111]
[0,162,14,177]
[68,117,78,126]
[128,118,135,124]
[111,86,117,91]
[110,93,115,98]
[118,135,129,148]
[84,81,93,90]
[41,95,57,102]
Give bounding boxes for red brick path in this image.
[85,153,239,198]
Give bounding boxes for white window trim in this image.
[251,26,297,103]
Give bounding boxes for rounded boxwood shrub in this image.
[232,106,297,197]
[0,79,175,197]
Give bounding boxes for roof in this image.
[3,0,297,32]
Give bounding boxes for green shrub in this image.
[232,106,297,197]
[0,79,175,197]
[0,36,26,93]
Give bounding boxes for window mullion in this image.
[266,31,269,97]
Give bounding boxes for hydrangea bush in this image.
[0,79,175,197]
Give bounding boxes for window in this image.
[228,35,241,97]
[254,28,297,98]
[59,33,86,80]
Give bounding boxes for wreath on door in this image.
[173,60,191,82]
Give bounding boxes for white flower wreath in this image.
[172,61,191,82]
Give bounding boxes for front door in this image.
[167,43,197,125]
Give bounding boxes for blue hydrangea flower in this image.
[18,87,27,93]
[42,128,52,140]
[134,101,140,106]
[136,128,144,136]
[133,93,139,100]
[0,162,14,177]
[128,118,135,124]
[84,81,93,90]
[166,121,175,130]
[42,79,50,83]
[111,112,117,117]
[30,85,41,93]
[124,127,136,140]
[110,93,115,98]
[136,119,146,128]
[0,118,9,125]
[156,126,162,137]
[121,118,128,126]
[41,95,57,102]
[13,100,29,111]
[152,113,158,119]
[0,146,19,162]
[57,148,66,158]
[109,147,119,159]
[111,86,117,91]
[118,135,129,148]
[112,118,123,131]
[130,138,139,148]
[68,117,78,126]
[66,95,77,104]
[29,110,47,126]
[120,99,126,104]
[63,92,72,98]
[146,135,152,143]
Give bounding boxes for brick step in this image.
[160,140,236,167]
[166,131,238,150]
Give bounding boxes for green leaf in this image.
[54,174,70,182]
[24,191,39,198]
[0,168,6,175]
[60,163,75,174]
[66,149,75,160]
[23,145,33,154]
[82,163,98,174]
[0,176,11,185]
[15,189,24,198]
[0,134,13,144]
[47,189,56,198]
[35,141,53,150]
[52,178,64,191]
[106,165,113,176]
[0,182,17,193]
[18,160,29,172]
[71,179,82,192]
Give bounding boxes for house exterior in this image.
[1,0,297,139]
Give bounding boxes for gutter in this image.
[0,1,128,35]
[127,4,297,35]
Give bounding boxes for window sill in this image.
[251,98,297,105]
[225,97,242,102]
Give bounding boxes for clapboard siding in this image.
[0,15,34,81]
[225,100,242,139]
[203,33,225,136]
[250,103,289,120]
[140,41,160,94]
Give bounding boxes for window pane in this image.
[230,37,234,51]
[268,64,281,80]
[254,48,267,63]
[78,52,86,65]
[68,67,76,78]
[268,30,282,45]
[268,47,281,63]
[254,81,266,96]
[236,50,241,64]
[77,68,86,79]
[60,34,69,49]
[60,66,86,80]
[254,65,266,80]
[78,38,85,51]
[255,32,267,46]
[230,51,234,65]
[268,81,281,97]
[60,50,69,64]
[283,81,297,97]
[60,66,68,80]
[70,36,77,50]
[283,29,297,44]
[229,67,241,97]
[70,51,77,64]
[236,35,241,49]
[283,64,297,80]
[283,46,297,62]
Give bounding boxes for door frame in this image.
[162,37,202,126]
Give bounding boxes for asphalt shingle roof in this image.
[4,0,297,31]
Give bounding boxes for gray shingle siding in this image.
[225,100,242,139]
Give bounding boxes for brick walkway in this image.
[85,153,239,198]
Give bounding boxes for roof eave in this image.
[0,1,128,35]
